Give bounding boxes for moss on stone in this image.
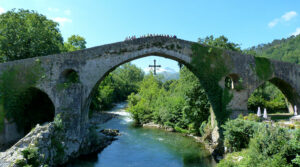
[15,146,42,167]
[51,135,65,163]
[190,43,233,125]
[0,59,44,132]
[254,56,273,80]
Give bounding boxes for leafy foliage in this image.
[63,35,86,52]
[90,63,144,112]
[198,35,241,52]
[53,114,63,131]
[219,119,300,167]
[222,119,258,152]
[128,66,210,135]
[248,81,288,113]
[15,146,41,167]
[0,9,63,62]
[242,113,261,122]
[247,34,300,64]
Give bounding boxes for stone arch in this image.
[18,87,55,133]
[81,48,201,121]
[0,87,55,148]
[224,73,242,90]
[248,77,300,114]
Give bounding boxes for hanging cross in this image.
[149,59,161,75]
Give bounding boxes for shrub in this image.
[292,155,300,166]
[174,126,189,134]
[53,114,63,131]
[222,119,259,152]
[15,146,41,167]
[220,122,300,167]
[243,113,261,122]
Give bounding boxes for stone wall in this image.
[0,120,24,151]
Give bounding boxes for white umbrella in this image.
[257,107,262,117]
[263,108,268,119]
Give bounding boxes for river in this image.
[67,103,216,167]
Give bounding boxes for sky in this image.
[0,0,300,73]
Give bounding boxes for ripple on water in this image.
[157,137,164,141]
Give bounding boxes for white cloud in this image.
[64,9,71,16]
[292,27,300,36]
[0,7,5,14]
[48,7,59,12]
[268,11,297,28]
[281,11,297,21]
[52,17,72,25]
[268,19,279,28]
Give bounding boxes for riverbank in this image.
[0,111,117,167]
[142,122,220,158]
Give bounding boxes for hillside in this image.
[248,34,300,64]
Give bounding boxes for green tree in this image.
[128,74,162,125]
[198,35,241,52]
[0,9,64,62]
[247,81,287,113]
[64,35,87,52]
[90,63,144,113]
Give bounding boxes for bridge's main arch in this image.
[82,47,194,121]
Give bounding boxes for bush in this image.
[292,155,300,166]
[220,120,300,167]
[53,114,63,131]
[243,113,261,122]
[15,146,41,167]
[222,119,259,152]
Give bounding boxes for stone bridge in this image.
[0,36,300,151]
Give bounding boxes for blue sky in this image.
[0,0,300,72]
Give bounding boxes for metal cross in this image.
[149,59,161,75]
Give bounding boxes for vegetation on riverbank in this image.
[89,63,144,114]
[128,66,210,135]
[218,117,300,167]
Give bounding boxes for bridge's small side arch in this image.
[248,77,300,114]
[224,73,242,90]
[0,87,55,149]
[21,87,55,132]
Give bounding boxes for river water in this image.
[68,103,216,167]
